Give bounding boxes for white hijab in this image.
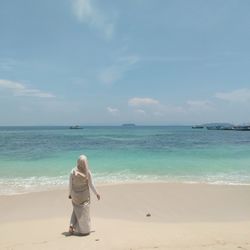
[74,154,89,179]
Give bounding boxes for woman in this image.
[68,154,100,235]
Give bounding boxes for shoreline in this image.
[1,179,250,196]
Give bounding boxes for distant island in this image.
[122,123,136,127]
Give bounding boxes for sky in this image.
[0,0,250,125]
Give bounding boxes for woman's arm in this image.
[88,170,100,200]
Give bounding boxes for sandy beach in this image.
[0,183,250,250]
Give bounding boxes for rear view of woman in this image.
[68,155,100,235]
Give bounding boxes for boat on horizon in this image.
[206,125,250,131]
[192,125,204,129]
[232,125,250,131]
[69,125,83,129]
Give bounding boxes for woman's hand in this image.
[96,193,100,200]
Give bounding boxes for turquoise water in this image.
[0,126,250,194]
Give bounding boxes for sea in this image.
[0,126,250,195]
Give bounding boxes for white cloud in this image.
[186,100,213,111]
[0,58,17,71]
[215,88,250,102]
[99,55,139,85]
[72,0,115,39]
[153,111,164,117]
[118,55,139,65]
[163,104,184,113]
[107,106,119,115]
[141,56,201,63]
[134,109,146,115]
[0,79,55,98]
[128,97,213,120]
[99,67,121,85]
[128,97,159,106]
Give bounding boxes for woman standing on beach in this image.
[68,154,100,235]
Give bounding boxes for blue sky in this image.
[0,0,250,125]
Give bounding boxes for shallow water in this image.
[0,126,250,194]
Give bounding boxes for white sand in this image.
[0,183,250,250]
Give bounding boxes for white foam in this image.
[1,172,250,195]
[0,176,68,195]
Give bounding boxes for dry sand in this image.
[0,183,250,250]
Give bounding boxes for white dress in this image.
[69,168,98,235]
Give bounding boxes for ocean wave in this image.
[1,172,250,195]
[0,176,68,195]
